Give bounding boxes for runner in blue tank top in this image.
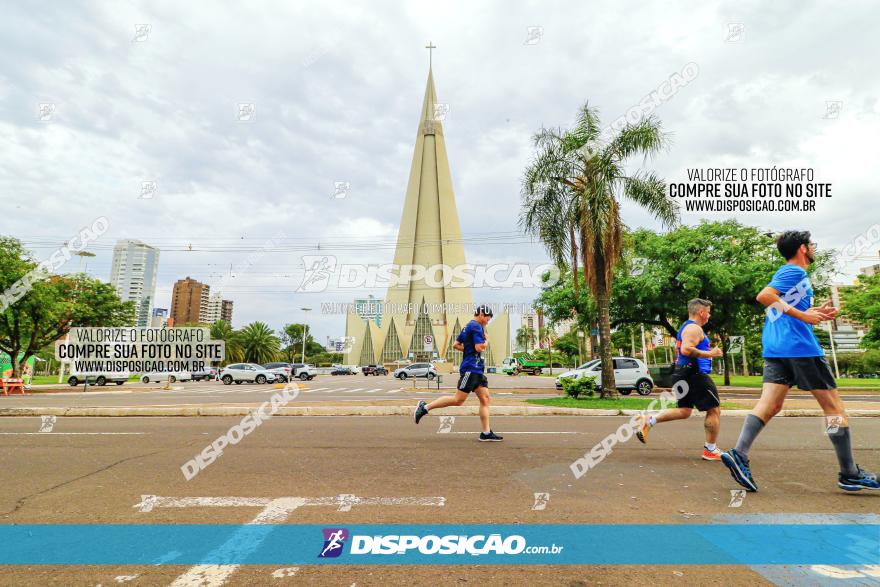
[636,298,724,461]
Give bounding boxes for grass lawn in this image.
[710,374,880,390]
[527,396,740,410]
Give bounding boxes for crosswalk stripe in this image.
[322,388,335,393]
[344,388,364,393]
[306,388,327,393]
[367,388,382,393]
[387,389,400,393]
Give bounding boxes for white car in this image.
[220,363,277,385]
[393,363,439,380]
[556,357,653,395]
[67,372,128,386]
[140,370,192,384]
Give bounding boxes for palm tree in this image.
[238,322,280,364]
[521,103,679,397]
[209,320,244,365]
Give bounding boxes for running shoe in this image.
[720,448,758,492]
[413,400,428,424]
[702,447,722,461]
[635,415,650,444]
[838,466,880,492]
[479,430,504,442]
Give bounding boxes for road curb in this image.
[2,406,880,417]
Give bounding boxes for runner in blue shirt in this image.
[722,230,878,492]
[414,305,502,441]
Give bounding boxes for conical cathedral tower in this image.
[344,62,510,368]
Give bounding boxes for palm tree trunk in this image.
[595,274,617,398]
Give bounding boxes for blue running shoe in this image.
[414,400,428,424]
[721,448,758,492]
[838,466,880,492]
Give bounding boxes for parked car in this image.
[140,370,192,384]
[393,363,439,380]
[288,363,316,381]
[361,364,388,376]
[263,362,292,383]
[191,367,218,381]
[555,357,653,395]
[331,366,356,375]
[219,363,277,385]
[67,372,128,386]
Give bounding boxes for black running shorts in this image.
[672,363,720,411]
[457,371,488,393]
[762,356,837,390]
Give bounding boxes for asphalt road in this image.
[1,415,878,586]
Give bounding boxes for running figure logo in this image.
[318,528,349,558]
[298,255,337,292]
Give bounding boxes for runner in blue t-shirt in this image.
[413,305,502,441]
[722,230,878,493]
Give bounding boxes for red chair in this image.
[0,378,25,395]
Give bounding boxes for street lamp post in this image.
[300,307,312,363]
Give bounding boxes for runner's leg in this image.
[811,388,858,476]
[426,390,469,411]
[735,382,789,456]
[474,386,491,433]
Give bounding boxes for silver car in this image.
[220,363,277,385]
[393,362,439,380]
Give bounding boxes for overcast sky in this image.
[1,0,878,343]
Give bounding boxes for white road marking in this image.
[0,432,146,435]
[322,388,336,393]
[137,494,444,587]
[448,431,580,435]
[387,389,400,393]
[366,388,383,393]
[344,388,364,393]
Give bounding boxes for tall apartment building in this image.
[203,293,234,325]
[221,299,234,323]
[109,240,160,327]
[171,277,211,325]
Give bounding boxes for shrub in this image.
[561,375,597,399]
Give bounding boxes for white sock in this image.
[705,442,716,451]
[648,415,657,427]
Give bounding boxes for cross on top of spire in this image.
[425,41,436,69]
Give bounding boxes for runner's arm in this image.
[756,287,833,325]
[680,324,720,358]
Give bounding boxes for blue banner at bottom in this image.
[1,524,877,565]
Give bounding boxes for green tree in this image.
[209,320,243,365]
[610,221,834,384]
[0,236,135,377]
[521,104,678,396]
[841,274,880,348]
[280,323,321,362]
[533,269,598,363]
[238,322,279,364]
